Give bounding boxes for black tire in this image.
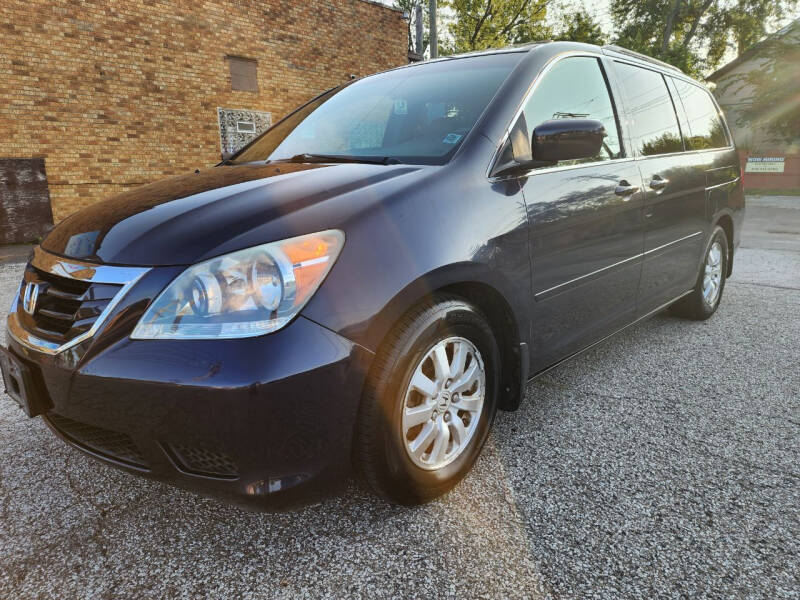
[670,226,729,320]
[355,295,500,505]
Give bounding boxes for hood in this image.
[42,163,421,266]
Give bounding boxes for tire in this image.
[670,226,728,320]
[355,295,500,505]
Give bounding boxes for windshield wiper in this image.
[286,153,400,165]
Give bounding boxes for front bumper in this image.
[6,253,373,509]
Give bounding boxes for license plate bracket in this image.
[0,346,49,418]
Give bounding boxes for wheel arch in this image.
[437,281,525,411]
[363,264,529,412]
[713,212,735,277]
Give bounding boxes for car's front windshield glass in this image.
[231,52,524,166]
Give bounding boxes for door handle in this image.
[614,181,640,198]
[649,176,669,191]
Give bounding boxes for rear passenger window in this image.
[519,56,623,166]
[672,79,729,149]
[615,62,683,156]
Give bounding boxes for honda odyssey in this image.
[2,41,744,507]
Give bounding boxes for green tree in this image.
[555,9,606,45]
[610,0,798,75]
[443,0,552,53]
[731,26,800,141]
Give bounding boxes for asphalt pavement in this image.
[0,196,798,599]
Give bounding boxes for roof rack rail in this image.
[602,45,683,73]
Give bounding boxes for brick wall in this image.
[0,0,407,222]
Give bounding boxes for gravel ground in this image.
[0,199,798,599]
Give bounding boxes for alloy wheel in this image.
[401,337,486,470]
[703,241,723,307]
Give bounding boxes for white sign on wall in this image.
[745,157,785,173]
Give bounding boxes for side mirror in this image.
[532,118,606,163]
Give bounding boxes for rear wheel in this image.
[355,296,500,505]
[671,226,728,320]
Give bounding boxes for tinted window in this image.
[672,78,729,149]
[520,56,622,165]
[232,53,523,166]
[615,62,683,156]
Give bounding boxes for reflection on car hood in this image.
[41,163,420,266]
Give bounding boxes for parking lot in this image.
[0,196,798,599]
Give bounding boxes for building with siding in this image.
[707,20,800,191]
[0,0,407,243]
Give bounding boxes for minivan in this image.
[2,42,744,507]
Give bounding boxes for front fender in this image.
[301,172,531,354]
[361,261,529,354]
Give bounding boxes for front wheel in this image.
[355,296,500,505]
[671,226,728,320]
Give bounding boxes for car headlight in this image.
[131,230,344,340]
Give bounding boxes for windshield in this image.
[231,52,524,166]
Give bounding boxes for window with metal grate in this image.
[227,56,258,92]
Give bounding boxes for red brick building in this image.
[0,0,407,243]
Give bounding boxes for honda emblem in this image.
[22,282,40,315]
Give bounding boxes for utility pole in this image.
[429,0,438,59]
[415,4,423,56]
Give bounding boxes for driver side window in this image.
[517,56,623,168]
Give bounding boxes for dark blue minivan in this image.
[2,42,743,507]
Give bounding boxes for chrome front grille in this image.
[17,266,123,344]
[7,247,150,355]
